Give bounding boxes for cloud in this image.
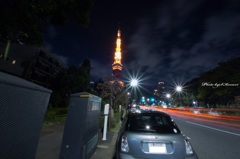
[124,0,240,86]
[90,58,112,81]
[191,13,240,55]
[156,0,202,29]
[43,43,69,67]
[53,54,69,68]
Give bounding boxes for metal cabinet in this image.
[0,71,52,159]
[60,92,102,159]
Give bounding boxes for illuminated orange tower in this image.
[112,29,123,84]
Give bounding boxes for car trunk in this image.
[126,132,186,159]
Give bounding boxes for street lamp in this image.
[125,92,131,109]
[129,78,139,101]
[165,93,171,107]
[166,93,171,98]
[175,85,183,106]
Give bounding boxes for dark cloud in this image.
[90,58,112,81]
[124,0,240,88]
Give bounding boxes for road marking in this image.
[186,121,240,137]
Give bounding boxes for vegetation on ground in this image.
[44,107,67,123]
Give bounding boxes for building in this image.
[112,29,124,86]
[154,81,165,99]
[158,81,165,96]
[0,44,64,89]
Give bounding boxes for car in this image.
[130,103,140,108]
[129,106,141,113]
[114,110,198,159]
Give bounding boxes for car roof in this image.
[128,109,170,117]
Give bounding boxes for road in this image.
[169,113,240,159]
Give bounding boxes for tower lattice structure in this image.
[112,29,123,85]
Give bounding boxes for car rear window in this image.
[126,114,180,134]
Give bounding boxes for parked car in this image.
[114,110,198,159]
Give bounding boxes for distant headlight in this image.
[185,139,193,155]
[121,135,129,152]
[136,109,141,113]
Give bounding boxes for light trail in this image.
[153,107,240,122]
[140,106,240,128]
[165,111,240,128]
[186,121,240,137]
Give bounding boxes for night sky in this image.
[43,0,240,91]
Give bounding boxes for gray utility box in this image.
[60,92,102,159]
[0,71,52,159]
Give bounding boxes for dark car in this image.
[114,110,198,159]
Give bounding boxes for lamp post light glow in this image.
[130,79,139,87]
[166,93,171,98]
[176,86,182,92]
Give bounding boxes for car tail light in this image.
[121,135,129,152]
[185,139,193,155]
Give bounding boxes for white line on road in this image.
[186,121,240,137]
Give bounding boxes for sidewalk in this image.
[35,122,64,159]
[90,131,118,159]
[35,122,118,159]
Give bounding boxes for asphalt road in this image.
[171,115,240,159]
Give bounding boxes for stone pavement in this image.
[35,122,118,159]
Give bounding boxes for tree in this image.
[97,77,125,130]
[97,78,125,110]
[49,59,91,107]
[0,0,94,45]
[187,56,240,107]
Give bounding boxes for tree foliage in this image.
[187,56,240,106]
[0,0,94,45]
[97,77,125,109]
[49,59,91,107]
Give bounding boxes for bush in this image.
[44,107,68,123]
